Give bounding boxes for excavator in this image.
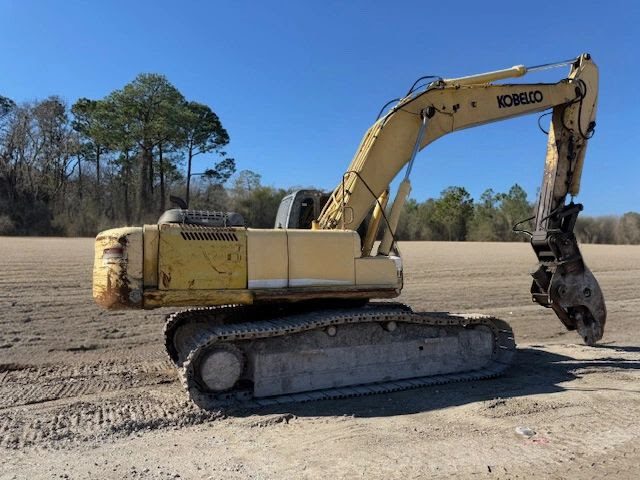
[93,53,606,409]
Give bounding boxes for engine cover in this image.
[158,209,245,227]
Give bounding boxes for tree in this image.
[468,189,500,241]
[0,95,15,120]
[202,156,236,184]
[496,184,532,241]
[616,212,640,244]
[180,101,230,206]
[33,97,78,200]
[97,96,138,223]
[67,73,233,224]
[396,198,421,240]
[233,170,262,192]
[396,198,438,240]
[225,170,286,227]
[431,186,474,241]
[0,97,78,234]
[71,98,112,201]
[105,74,185,220]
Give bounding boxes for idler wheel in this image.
[198,345,244,392]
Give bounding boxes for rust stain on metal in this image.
[161,271,171,289]
[92,227,144,309]
[143,288,254,308]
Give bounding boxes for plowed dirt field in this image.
[1,237,639,479]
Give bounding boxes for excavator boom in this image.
[317,55,596,231]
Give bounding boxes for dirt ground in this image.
[1,237,639,479]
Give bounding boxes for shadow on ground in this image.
[228,346,640,418]
[593,344,640,353]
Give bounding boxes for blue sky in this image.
[1,0,638,214]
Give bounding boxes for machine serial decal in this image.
[497,90,543,108]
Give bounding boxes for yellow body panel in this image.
[246,228,367,289]
[355,257,399,286]
[286,229,359,287]
[246,229,288,288]
[143,225,159,287]
[143,288,254,308]
[158,224,247,290]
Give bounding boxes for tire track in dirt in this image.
[0,389,222,449]
[0,360,175,408]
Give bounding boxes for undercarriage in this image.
[164,302,515,409]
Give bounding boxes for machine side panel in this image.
[143,225,159,287]
[355,257,398,286]
[144,289,254,308]
[247,229,288,288]
[158,224,247,290]
[286,229,359,287]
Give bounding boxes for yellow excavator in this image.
[93,53,606,409]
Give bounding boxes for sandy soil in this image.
[1,237,639,479]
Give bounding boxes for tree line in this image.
[1,75,638,244]
[0,74,233,235]
[394,185,640,244]
[192,182,640,244]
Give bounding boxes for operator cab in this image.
[274,189,330,229]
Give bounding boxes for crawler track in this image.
[164,303,516,409]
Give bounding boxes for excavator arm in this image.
[317,53,605,344]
